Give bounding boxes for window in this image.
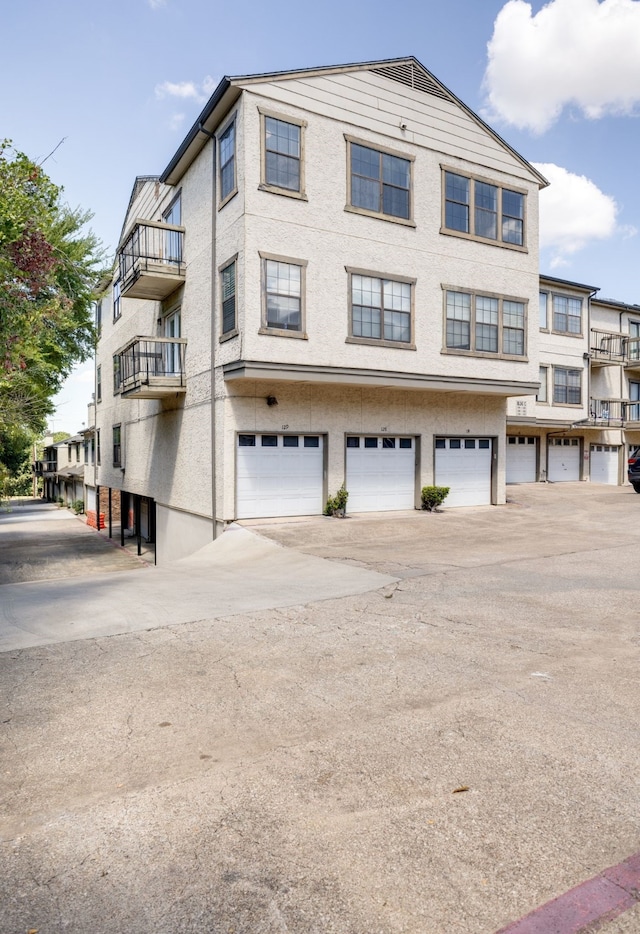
[260,254,306,335]
[443,170,525,247]
[95,300,102,334]
[553,367,581,405]
[84,440,89,464]
[96,429,101,466]
[261,112,305,196]
[629,381,640,420]
[537,365,548,402]
[96,365,102,402]
[113,279,121,321]
[629,321,640,362]
[552,294,582,335]
[113,355,121,394]
[219,119,236,204]
[163,193,182,262]
[444,289,526,357]
[539,292,548,329]
[347,139,413,222]
[221,259,236,335]
[112,425,122,467]
[349,272,414,345]
[76,445,80,463]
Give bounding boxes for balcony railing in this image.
[589,398,625,426]
[117,336,187,399]
[33,459,58,475]
[590,330,640,368]
[118,220,185,301]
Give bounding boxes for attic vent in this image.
[371,62,449,101]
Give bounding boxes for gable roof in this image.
[160,56,548,188]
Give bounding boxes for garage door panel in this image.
[237,434,323,519]
[590,445,619,485]
[435,439,492,507]
[506,437,537,484]
[347,437,415,512]
[548,439,580,482]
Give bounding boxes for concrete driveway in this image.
[1,484,640,934]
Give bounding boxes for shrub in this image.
[71,499,84,515]
[56,496,64,506]
[324,485,349,517]
[421,486,450,512]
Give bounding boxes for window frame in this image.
[345,135,415,227]
[442,286,528,360]
[548,291,583,337]
[96,429,101,466]
[258,107,307,200]
[552,366,582,406]
[113,354,121,394]
[345,267,417,350]
[258,251,308,339]
[113,279,121,321]
[112,425,122,468]
[537,365,548,403]
[96,365,102,403]
[441,165,527,250]
[218,114,237,209]
[219,254,238,340]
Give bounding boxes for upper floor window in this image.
[260,254,306,336]
[347,138,413,223]
[537,365,548,403]
[539,292,548,329]
[553,367,581,405]
[443,170,525,247]
[445,289,526,357]
[113,279,121,321]
[348,272,414,346]
[219,119,236,205]
[95,300,102,335]
[221,259,237,336]
[163,193,182,262]
[96,365,102,402]
[260,112,305,197]
[113,355,121,394]
[552,294,582,335]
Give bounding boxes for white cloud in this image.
[169,113,186,131]
[484,0,640,132]
[155,75,220,106]
[535,162,619,265]
[148,0,167,9]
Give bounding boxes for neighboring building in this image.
[506,277,640,486]
[95,56,549,564]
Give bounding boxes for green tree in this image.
[0,139,106,437]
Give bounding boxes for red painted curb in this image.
[496,852,640,933]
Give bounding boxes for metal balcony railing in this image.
[117,336,187,399]
[590,330,640,367]
[118,221,185,300]
[587,398,640,426]
[33,459,58,475]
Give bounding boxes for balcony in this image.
[588,398,625,426]
[33,459,57,476]
[590,330,640,370]
[118,220,185,301]
[117,336,187,399]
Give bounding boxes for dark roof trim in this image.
[160,56,548,188]
[592,296,640,311]
[540,272,600,294]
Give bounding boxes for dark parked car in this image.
[628,447,640,492]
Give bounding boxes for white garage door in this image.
[506,436,537,483]
[236,433,323,519]
[434,438,492,507]
[548,438,580,481]
[590,444,619,485]
[346,436,415,512]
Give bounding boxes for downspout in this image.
[199,122,218,541]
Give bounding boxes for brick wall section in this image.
[98,487,122,523]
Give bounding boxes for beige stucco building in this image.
[94,57,548,564]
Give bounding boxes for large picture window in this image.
[445,289,526,357]
[347,139,413,223]
[443,170,525,247]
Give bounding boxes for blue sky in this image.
[4,0,640,433]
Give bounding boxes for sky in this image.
[3,0,640,433]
